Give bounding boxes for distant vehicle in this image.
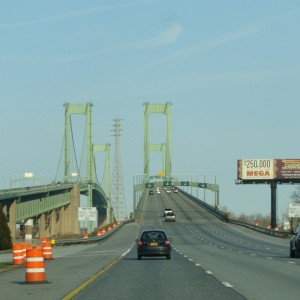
[174,189,178,193]
[165,211,176,222]
[166,189,171,194]
[137,229,171,260]
[156,190,161,194]
[290,225,300,258]
[149,190,154,195]
[163,208,173,216]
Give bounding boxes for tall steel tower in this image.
[111,118,127,221]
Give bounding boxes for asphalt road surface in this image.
[1,188,299,300]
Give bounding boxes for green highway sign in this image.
[198,183,207,188]
[145,182,154,188]
[163,181,172,186]
[181,181,190,186]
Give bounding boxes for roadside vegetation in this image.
[0,205,12,251]
[223,186,300,232]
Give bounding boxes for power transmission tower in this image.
[111,118,127,221]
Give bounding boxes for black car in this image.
[149,190,154,195]
[137,229,171,260]
[290,225,300,258]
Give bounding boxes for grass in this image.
[0,261,23,272]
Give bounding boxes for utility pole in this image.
[111,118,127,221]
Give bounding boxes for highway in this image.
[71,188,300,300]
[1,188,300,299]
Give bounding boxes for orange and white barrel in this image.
[96,230,102,236]
[41,237,47,246]
[42,241,53,260]
[12,244,24,265]
[22,243,29,262]
[25,248,47,283]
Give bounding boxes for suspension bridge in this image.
[0,102,219,240]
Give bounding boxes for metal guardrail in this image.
[54,219,134,246]
[180,189,291,239]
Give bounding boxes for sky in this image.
[0,0,299,221]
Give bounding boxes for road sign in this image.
[289,203,300,218]
[78,207,97,221]
[198,183,207,188]
[145,182,154,188]
[163,181,172,186]
[181,181,190,186]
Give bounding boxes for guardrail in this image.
[54,219,134,246]
[180,189,291,239]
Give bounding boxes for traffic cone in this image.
[12,244,24,265]
[42,241,53,260]
[25,248,47,283]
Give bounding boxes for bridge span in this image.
[0,181,110,240]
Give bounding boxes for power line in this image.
[111,118,127,221]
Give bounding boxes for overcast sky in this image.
[0,0,299,221]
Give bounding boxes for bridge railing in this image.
[54,219,133,246]
[180,189,291,239]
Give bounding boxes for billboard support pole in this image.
[270,181,277,228]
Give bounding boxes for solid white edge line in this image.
[223,282,234,288]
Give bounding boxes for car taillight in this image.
[164,240,170,246]
[138,240,143,247]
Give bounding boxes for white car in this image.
[165,211,176,222]
[166,189,171,194]
[164,208,173,217]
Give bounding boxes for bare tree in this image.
[289,186,300,233]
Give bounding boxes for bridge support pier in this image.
[57,184,80,237]
[38,213,51,238]
[5,201,16,240]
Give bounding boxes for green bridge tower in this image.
[144,102,172,178]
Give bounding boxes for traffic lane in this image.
[0,222,139,300]
[187,223,289,260]
[140,193,167,228]
[172,235,300,300]
[72,243,246,300]
[163,191,290,259]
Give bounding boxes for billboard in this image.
[275,159,300,179]
[237,159,300,181]
[237,159,275,180]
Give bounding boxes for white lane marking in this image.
[223,282,234,288]
[188,259,194,262]
[287,261,295,264]
[195,264,201,267]
[266,257,273,260]
[121,248,131,257]
[206,271,213,275]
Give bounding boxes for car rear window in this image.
[141,231,167,241]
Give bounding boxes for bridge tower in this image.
[144,102,172,177]
[64,103,93,184]
[150,143,166,175]
[92,143,112,224]
[64,103,94,232]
